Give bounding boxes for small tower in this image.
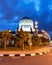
[34,21,38,35]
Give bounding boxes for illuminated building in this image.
[19,17,34,32]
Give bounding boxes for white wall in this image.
[19,19,34,31]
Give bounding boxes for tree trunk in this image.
[22,39,24,50]
[4,40,7,50]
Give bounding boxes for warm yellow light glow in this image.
[41,30,45,32]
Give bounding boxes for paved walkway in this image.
[0,46,51,57]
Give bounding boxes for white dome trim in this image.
[19,18,34,32]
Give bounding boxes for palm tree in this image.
[15,28,24,50]
[19,30,25,50]
[1,30,12,50]
[32,34,41,47]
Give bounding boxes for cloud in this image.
[48,4,52,10]
[24,0,41,4]
[11,16,19,21]
[0,14,4,18]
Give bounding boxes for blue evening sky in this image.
[0,0,52,39]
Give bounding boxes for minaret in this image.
[34,21,38,35]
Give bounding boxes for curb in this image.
[0,51,50,57]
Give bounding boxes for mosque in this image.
[18,17,50,40]
[19,17,35,32]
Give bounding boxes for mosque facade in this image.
[19,17,34,32]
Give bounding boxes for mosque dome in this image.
[19,17,34,32]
